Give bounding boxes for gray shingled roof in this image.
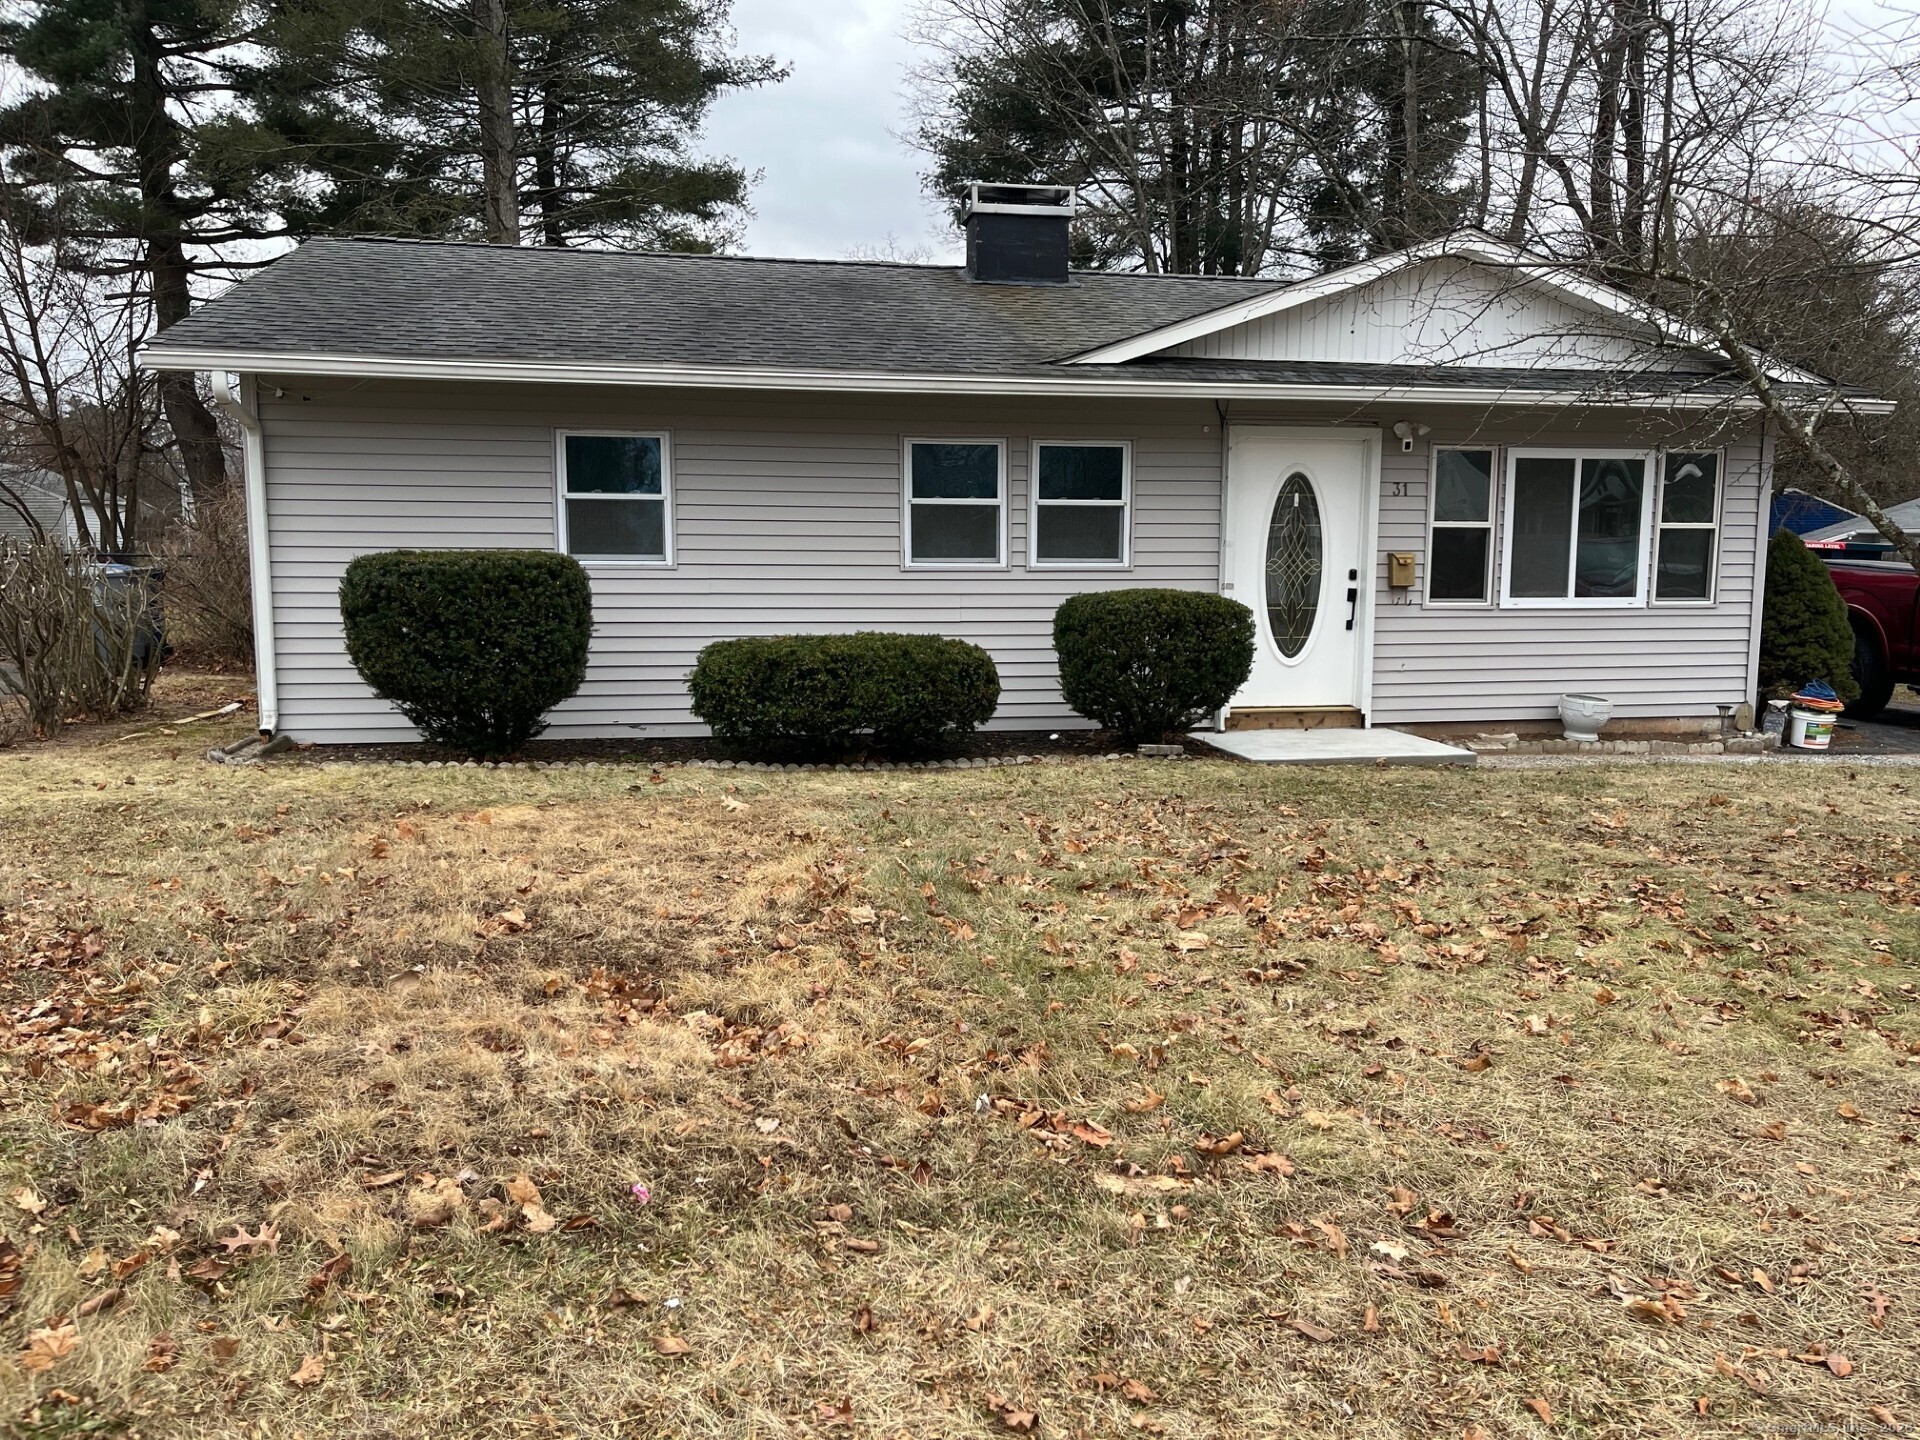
[152,238,1286,375]
[1120,356,1872,400]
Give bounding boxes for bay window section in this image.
[1503,450,1650,604]
[559,432,669,562]
[1032,441,1129,566]
[1426,448,1494,602]
[906,440,1005,565]
[1654,451,1721,601]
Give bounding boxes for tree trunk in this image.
[130,0,227,504]
[536,77,566,247]
[1588,4,1628,255]
[473,0,520,245]
[1620,1,1649,262]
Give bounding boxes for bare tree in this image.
[0,203,179,557]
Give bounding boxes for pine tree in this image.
[0,0,297,502]
[253,0,785,248]
[1757,531,1860,703]
[913,0,1481,276]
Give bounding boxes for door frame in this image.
[1220,424,1382,726]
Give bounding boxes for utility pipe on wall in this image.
[208,371,279,737]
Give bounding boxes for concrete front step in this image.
[1192,728,1476,766]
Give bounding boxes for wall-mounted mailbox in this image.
[1387,552,1417,589]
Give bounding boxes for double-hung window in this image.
[905,440,1005,566]
[1653,451,1721,602]
[1031,441,1130,566]
[1501,449,1652,605]
[1426,448,1495,603]
[558,432,670,563]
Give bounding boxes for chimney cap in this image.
[962,182,1075,219]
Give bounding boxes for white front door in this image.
[1223,428,1373,714]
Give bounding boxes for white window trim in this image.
[1650,447,1726,606]
[1423,445,1497,607]
[902,437,1008,569]
[1027,439,1133,569]
[554,428,675,567]
[1498,446,1657,609]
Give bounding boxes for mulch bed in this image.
[284,728,1213,768]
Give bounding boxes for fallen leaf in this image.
[1525,1397,1554,1423]
[1120,1378,1157,1403]
[211,1335,242,1360]
[1751,1267,1776,1295]
[1459,1052,1491,1073]
[11,1187,47,1217]
[1313,1218,1349,1257]
[76,1287,124,1318]
[1288,1316,1335,1342]
[652,1334,691,1356]
[143,1332,179,1372]
[1385,1184,1418,1215]
[1716,1076,1758,1106]
[1593,986,1617,1004]
[1124,1086,1166,1114]
[1623,1297,1678,1326]
[1837,1101,1864,1124]
[1506,1248,1532,1276]
[359,1170,406,1189]
[1242,1152,1295,1177]
[20,1321,78,1372]
[965,1305,995,1332]
[985,1393,1038,1432]
[1195,1131,1244,1158]
[289,1353,325,1387]
[1302,1110,1335,1131]
[1825,1351,1853,1378]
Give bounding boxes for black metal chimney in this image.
[962,183,1075,285]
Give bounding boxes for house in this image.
[0,467,86,546]
[1770,487,1859,539]
[1800,496,1920,549]
[139,185,1891,745]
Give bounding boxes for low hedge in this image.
[340,549,593,757]
[1053,588,1254,743]
[687,632,1000,757]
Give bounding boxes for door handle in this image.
[1346,568,1359,630]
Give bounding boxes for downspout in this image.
[209,372,279,737]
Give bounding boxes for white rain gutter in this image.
[208,371,278,737]
[137,346,1894,415]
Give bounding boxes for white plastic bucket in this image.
[1787,707,1834,750]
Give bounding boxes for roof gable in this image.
[1068,233,1821,384]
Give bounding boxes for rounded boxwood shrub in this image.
[340,549,593,757]
[1054,588,1254,743]
[1758,530,1859,704]
[687,632,999,757]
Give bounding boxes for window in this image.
[1654,451,1721,602]
[1426,448,1494,603]
[1501,449,1651,604]
[558,432,669,562]
[905,440,1004,565]
[1031,441,1130,566]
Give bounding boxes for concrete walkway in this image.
[1192,728,1477,766]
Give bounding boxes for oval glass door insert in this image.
[1265,472,1323,658]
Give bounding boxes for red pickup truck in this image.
[1815,544,1920,715]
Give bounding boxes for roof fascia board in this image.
[138,345,1893,414]
[1066,233,1829,388]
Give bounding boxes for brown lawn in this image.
[1,686,1916,1438]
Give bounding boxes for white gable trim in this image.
[1065,232,1827,387]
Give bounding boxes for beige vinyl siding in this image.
[259,380,1223,742]
[257,378,1767,744]
[1361,412,1765,724]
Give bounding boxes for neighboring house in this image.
[1801,496,1920,548]
[1770,487,1859,539]
[139,185,1892,744]
[0,467,84,545]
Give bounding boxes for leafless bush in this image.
[0,538,160,736]
[159,484,253,668]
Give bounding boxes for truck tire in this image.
[1845,623,1895,718]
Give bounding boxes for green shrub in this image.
[1053,589,1254,743]
[687,632,999,757]
[1757,530,1859,703]
[340,550,593,757]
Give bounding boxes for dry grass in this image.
[0,707,1916,1438]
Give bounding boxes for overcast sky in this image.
[702,0,959,262]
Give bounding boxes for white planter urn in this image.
[1559,693,1613,743]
